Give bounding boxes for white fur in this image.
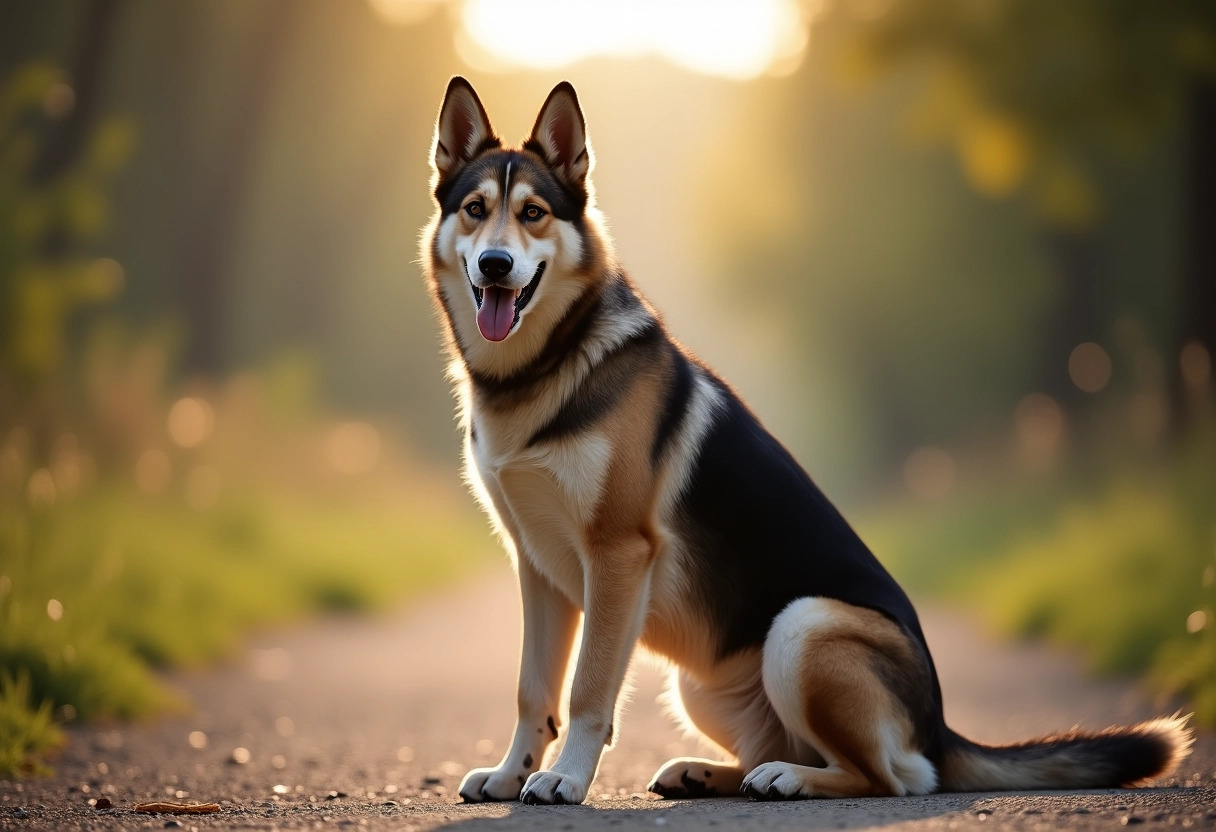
[761,598,937,797]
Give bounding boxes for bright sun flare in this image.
[372,0,812,80]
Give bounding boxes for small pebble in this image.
[1121,817,1144,826]
[93,797,113,809]
[422,776,441,786]
[164,822,182,829]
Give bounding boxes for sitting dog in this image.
[420,77,1192,805]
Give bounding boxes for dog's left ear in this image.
[526,82,591,189]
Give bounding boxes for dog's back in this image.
[422,77,1193,805]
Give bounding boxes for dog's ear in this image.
[526,81,591,189]
[432,76,498,179]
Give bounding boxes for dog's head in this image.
[426,78,601,360]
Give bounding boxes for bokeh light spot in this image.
[168,397,215,448]
[1186,610,1207,634]
[188,731,208,749]
[27,468,57,507]
[1068,342,1112,393]
[1014,393,1065,471]
[1180,340,1212,390]
[958,115,1030,196]
[902,446,956,500]
[43,81,75,119]
[47,599,64,621]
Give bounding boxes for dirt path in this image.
[3,566,1214,831]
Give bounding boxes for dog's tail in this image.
[937,714,1194,791]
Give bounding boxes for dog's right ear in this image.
[432,77,498,179]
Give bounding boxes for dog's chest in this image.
[469,414,615,600]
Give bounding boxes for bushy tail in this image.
[938,714,1194,792]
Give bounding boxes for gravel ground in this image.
[2,567,1213,831]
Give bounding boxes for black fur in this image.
[469,282,606,403]
[650,342,694,464]
[943,726,1177,789]
[674,374,947,755]
[437,150,585,221]
[527,322,661,447]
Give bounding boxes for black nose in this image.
[478,250,513,281]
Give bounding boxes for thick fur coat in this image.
[420,77,1192,806]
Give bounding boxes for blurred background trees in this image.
[0,0,1213,771]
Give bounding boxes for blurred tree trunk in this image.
[1039,229,1100,409]
[31,0,120,230]
[178,0,297,375]
[1173,77,1216,430]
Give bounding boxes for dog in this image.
[420,77,1193,805]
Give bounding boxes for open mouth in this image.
[467,261,546,342]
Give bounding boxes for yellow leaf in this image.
[956,114,1032,197]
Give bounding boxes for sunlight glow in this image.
[367,0,448,26]
[459,0,810,79]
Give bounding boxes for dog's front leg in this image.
[520,535,653,805]
[459,553,579,802]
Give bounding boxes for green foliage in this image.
[847,0,1216,225]
[0,62,135,383]
[0,671,64,778]
[869,430,1216,726]
[0,481,489,777]
[973,485,1207,673]
[858,479,1072,595]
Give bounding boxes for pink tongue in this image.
[476,285,518,342]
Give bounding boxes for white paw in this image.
[519,770,588,805]
[458,765,529,802]
[741,762,811,801]
[648,758,742,799]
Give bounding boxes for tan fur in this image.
[795,604,928,796]
[425,78,1192,806]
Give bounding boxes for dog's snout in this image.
[478,250,514,281]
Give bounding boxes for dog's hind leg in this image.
[744,597,939,800]
[649,655,814,798]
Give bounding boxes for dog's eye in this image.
[465,200,485,218]
[522,204,546,222]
